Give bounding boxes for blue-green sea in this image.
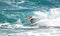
[0,0,60,36]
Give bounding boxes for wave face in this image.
[0,0,60,26]
[0,0,60,36]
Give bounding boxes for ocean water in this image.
[0,0,60,36]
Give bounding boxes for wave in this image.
[33,8,60,27]
[1,18,60,29]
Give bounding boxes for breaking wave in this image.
[0,8,60,29]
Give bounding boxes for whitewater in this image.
[0,8,60,36]
[0,0,60,36]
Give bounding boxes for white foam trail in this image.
[14,24,39,28]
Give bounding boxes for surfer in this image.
[27,16,35,24]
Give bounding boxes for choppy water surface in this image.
[0,27,60,36]
[0,0,60,36]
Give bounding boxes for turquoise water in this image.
[0,0,60,36]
